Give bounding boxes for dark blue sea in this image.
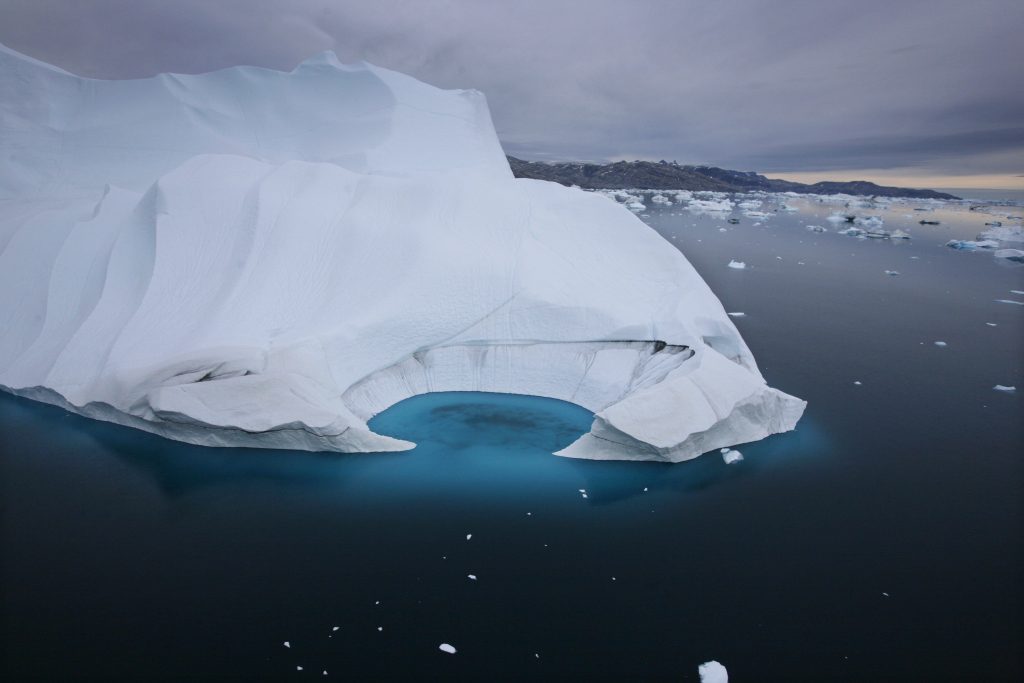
[2,195,1022,680]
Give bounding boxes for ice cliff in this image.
[0,44,805,462]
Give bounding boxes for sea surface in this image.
[1,193,1022,681]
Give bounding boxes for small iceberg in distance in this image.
[0,43,804,463]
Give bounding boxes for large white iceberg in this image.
[0,44,805,462]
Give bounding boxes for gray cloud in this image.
[1,0,1021,174]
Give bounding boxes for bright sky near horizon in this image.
[1,0,1021,186]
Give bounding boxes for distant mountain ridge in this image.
[507,156,960,200]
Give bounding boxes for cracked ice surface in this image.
[0,44,804,462]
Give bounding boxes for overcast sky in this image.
[1,0,1021,182]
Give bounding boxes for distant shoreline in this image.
[507,156,960,200]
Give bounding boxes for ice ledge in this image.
[2,338,804,463]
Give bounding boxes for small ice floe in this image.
[744,210,771,219]
[934,341,947,347]
[883,592,890,597]
[946,239,999,250]
[283,641,291,648]
[651,194,671,205]
[995,299,1024,305]
[827,212,855,223]
[854,381,862,385]
[782,204,799,212]
[806,225,827,232]
[855,216,884,229]
[727,312,746,317]
[884,270,900,276]
[377,626,383,632]
[986,322,997,327]
[728,260,746,269]
[718,227,727,232]
[720,448,744,465]
[980,225,1024,242]
[466,533,472,540]
[698,660,729,683]
[738,200,761,209]
[1013,290,1024,295]
[626,201,646,212]
[993,385,1016,393]
[687,198,734,214]
[994,249,1024,262]
[297,666,303,671]
[838,227,865,237]
[468,574,477,580]
[439,643,457,654]
[890,229,911,240]
[332,626,340,632]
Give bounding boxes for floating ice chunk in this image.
[979,225,1024,243]
[934,341,947,347]
[727,312,746,317]
[698,660,728,683]
[737,200,761,209]
[806,225,826,233]
[721,448,743,465]
[865,229,891,239]
[995,299,1024,305]
[284,641,291,648]
[885,270,900,276]
[626,201,646,212]
[332,626,339,632]
[986,323,997,327]
[994,249,1024,262]
[838,227,865,237]
[853,381,862,385]
[743,210,771,219]
[854,216,884,229]
[650,194,671,205]
[467,574,477,580]
[466,534,472,541]
[687,198,735,213]
[781,204,799,212]
[439,643,457,654]
[946,239,999,250]
[993,385,1016,393]
[827,212,854,223]
[890,229,911,240]
[728,260,747,269]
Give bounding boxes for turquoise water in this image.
[1,195,1022,680]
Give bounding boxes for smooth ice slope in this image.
[0,44,805,462]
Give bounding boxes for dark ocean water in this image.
[2,195,1022,681]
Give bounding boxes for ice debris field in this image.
[0,44,804,463]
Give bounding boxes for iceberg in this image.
[0,44,804,462]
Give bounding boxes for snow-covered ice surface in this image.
[0,44,804,463]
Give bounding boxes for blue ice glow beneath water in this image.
[1,195,1022,681]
